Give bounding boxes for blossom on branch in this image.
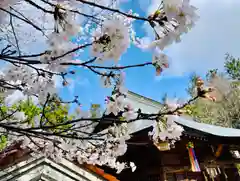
[148,0,199,50]
[149,115,184,146]
[152,52,169,76]
[0,0,201,174]
[195,77,216,102]
[91,18,130,62]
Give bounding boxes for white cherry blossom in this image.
[152,52,169,68]
[130,162,137,172]
[149,115,184,145]
[105,99,120,116]
[122,104,138,121]
[0,0,202,174]
[147,0,198,51]
[91,18,130,62]
[105,94,126,116]
[163,0,183,20]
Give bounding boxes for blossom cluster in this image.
[91,17,131,63]
[0,0,201,174]
[147,0,199,75]
[152,0,199,49]
[1,64,56,104]
[16,113,134,173]
[149,115,184,147]
[104,72,138,121]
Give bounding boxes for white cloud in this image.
[143,0,240,76]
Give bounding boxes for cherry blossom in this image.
[163,0,199,25]
[146,0,199,52]
[0,0,203,174]
[1,64,57,104]
[105,94,126,116]
[149,115,184,146]
[152,52,169,75]
[12,114,131,171]
[130,162,137,172]
[100,74,112,88]
[122,104,138,121]
[91,17,130,62]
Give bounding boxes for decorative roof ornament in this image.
[154,141,170,151]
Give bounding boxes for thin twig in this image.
[9,10,21,56]
[24,0,54,14]
[0,7,45,35]
[76,0,149,21]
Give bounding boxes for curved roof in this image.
[127,91,240,137]
[175,117,240,137]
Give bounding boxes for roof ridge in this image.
[127,90,163,106]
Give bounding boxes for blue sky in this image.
[59,0,240,111]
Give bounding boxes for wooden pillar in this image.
[159,153,166,181]
[159,167,166,181]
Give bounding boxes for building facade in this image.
[112,91,240,181]
[1,91,240,181]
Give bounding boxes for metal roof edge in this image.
[127,91,240,137]
[127,91,163,107]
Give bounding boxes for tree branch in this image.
[0,7,45,35]
[9,10,21,56]
[76,0,149,21]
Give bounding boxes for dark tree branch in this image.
[139,95,200,119]
[89,62,153,70]
[24,0,54,14]
[0,122,105,140]
[9,10,21,56]
[40,0,102,22]
[76,0,149,21]
[0,108,20,123]
[52,43,93,60]
[0,7,44,35]
[19,96,200,132]
[40,93,50,127]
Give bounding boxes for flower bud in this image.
[62,80,68,86]
[156,67,163,76]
